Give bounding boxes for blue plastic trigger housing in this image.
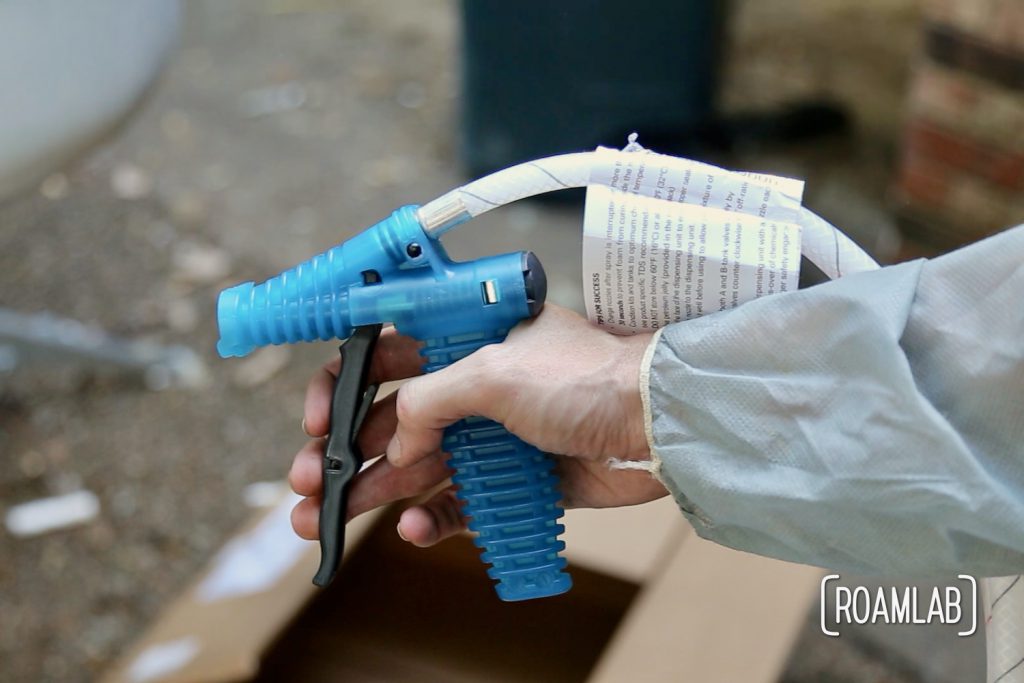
[216,205,572,601]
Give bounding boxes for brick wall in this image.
[893,0,1024,247]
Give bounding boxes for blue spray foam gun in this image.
[215,146,879,601]
[216,204,572,601]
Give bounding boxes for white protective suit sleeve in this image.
[644,223,1024,577]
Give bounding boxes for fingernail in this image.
[396,522,409,542]
[301,418,309,436]
[386,435,401,463]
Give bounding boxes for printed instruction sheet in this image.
[583,147,805,334]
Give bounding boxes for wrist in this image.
[615,333,655,462]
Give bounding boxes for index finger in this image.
[304,326,425,437]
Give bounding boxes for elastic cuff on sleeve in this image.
[605,329,665,477]
[638,328,664,478]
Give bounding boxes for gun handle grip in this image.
[421,331,572,601]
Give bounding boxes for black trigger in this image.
[313,323,382,588]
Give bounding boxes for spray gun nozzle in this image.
[216,282,257,358]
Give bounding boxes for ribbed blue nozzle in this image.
[216,206,434,358]
[215,244,356,358]
[217,282,257,358]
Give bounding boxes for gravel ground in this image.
[1,1,976,681]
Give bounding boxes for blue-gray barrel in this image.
[217,206,550,356]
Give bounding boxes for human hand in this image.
[289,303,667,547]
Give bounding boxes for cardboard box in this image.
[103,489,820,683]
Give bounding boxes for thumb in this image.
[386,347,506,468]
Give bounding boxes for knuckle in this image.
[290,504,309,538]
[394,383,417,425]
[470,343,508,385]
[471,345,514,408]
[473,341,503,366]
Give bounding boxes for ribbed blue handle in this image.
[420,331,572,601]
